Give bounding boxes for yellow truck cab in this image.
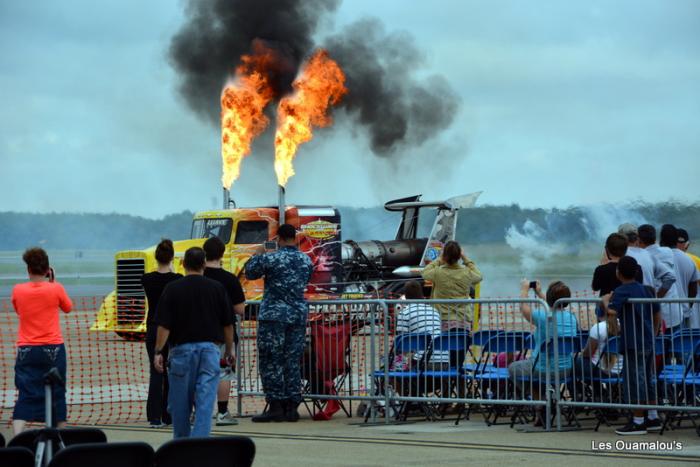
[91,206,341,335]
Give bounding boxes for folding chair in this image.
[302,319,355,419]
[587,336,623,431]
[459,333,528,426]
[659,335,700,434]
[510,336,579,429]
[370,332,433,421]
[48,442,153,467]
[0,447,34,467]
[420,332,470,417]
[466,330,503,372]
[154,436,255,467]
[9,427,107,453]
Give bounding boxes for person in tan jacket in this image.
[421,241,483,331]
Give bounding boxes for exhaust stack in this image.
[278,186,286,224]
[223,188,230,210]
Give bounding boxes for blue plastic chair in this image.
[374,332,433,379]
[461,333,530,426]
[372,332,433,420]
[422,332,471,379]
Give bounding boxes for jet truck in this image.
[91,192,481,337]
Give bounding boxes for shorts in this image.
[622,351,656,404]
[219,344,236,382]
[13,344,67,422]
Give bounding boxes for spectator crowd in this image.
[7,221,699,440]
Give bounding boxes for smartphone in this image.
[264,241,278,251]
[529,281,537,290]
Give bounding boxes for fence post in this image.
[551,300,560,432]
[236,314,243,417]
[382,300,391,424]
[368,301,378,423]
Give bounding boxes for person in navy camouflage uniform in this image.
[245,224,313,422]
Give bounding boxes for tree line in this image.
[1,202,698,251]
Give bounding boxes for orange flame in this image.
[220,43,277,189]
[274,50,347,187]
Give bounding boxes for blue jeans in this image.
[167,342,219,438]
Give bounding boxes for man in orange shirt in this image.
[11,248,73,435]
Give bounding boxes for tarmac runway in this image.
[4,414,698,467]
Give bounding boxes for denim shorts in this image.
[13,344,67,422]
[622,351,656,404]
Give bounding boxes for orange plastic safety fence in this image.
[1,296,149,426]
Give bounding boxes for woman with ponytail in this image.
[141,239,182,427]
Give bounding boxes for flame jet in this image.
[220,42,279,189]
[274,50,347,187]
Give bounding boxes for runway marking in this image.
[96,424,700,463]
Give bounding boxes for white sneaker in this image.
[216,411,239,426]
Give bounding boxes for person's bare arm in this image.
[153,326,171,373]
[233,303,245,316]
[519,280,534,323]
[581,338,598,359]
[601,294,620,336]
[653,310,662,336]
[223,324,235,363]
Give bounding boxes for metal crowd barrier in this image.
[236,300,388,422]
[236,297,553,427]
[551,297,700,432]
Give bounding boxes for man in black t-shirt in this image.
[153,247,234,439]
[592,233,643,296]
[203,236,246,426]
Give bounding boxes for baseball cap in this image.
[678,228,690,243]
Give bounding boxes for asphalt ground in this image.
[4,413,699,466]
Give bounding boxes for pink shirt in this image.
[12,281,72,346]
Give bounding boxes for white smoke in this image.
[580,204,649,242]
[505,220,568,273]
[506,204,650,273]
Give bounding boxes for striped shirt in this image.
[396,303,449,363]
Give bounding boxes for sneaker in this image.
[615,422,647,436]
[216,411,239,426]
[645,418,662,432]
[149,420,164,428]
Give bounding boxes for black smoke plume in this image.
[325,18,459,154]
[169,0,460,154]
[169,0,339,124]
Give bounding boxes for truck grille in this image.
[116,258,145,326]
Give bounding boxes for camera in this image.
[529,281,537,290]
[45,267,55,283]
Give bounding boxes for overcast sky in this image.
[1,1,698,218]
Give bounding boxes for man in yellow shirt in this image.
[421,240,483,331]
[678,229,700,328]
[678,229,700,270]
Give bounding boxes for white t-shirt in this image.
[626,246,655,287]
[589,321,623,374]
[672,248,700,318]
[396,303,449,363]
[646,244,682,327]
